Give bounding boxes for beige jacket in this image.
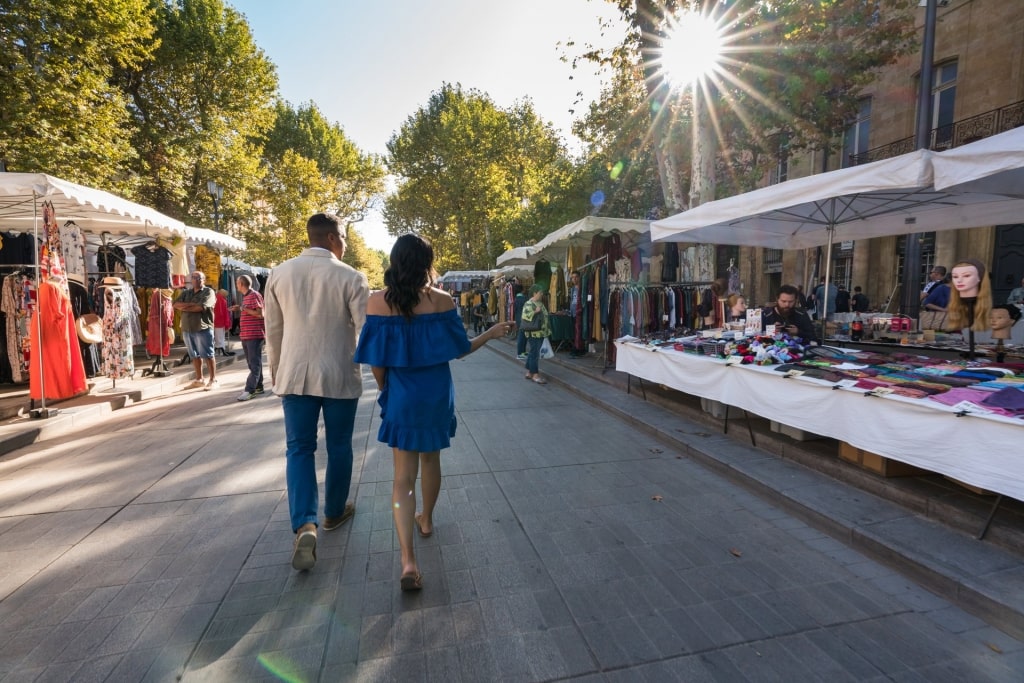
[265,248,369,399]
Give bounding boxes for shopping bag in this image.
[540,337,555,359]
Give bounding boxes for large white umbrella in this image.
[931,125,1024,195]
[495,245,537,267]
[650,134,1024,324]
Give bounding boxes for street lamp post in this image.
[207,180,223,232]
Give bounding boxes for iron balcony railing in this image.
[850,99,1024,165]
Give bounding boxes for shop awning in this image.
[186,226,246,251]
[533,216,650,253]
[495,245,537,266]
[0,172,187,238]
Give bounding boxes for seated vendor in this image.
[761,284,816,342]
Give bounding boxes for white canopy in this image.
[931,126,1024,195]
[0,172,186,238]
[650,128,1024,250]
[495,245,537,267]
[534,216,650,253]
[185,226,246,251]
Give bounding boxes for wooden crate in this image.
[838,442,925,477]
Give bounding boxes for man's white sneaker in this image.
[236,390,254,401]
[204,379,220,391]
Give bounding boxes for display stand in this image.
[964,297,977,360]
[29,198,57,419]
[142,291,173,378]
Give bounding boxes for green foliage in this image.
[262,100,386,225]
[119,0,278,224]
[241,150,334,267]
[0,0,156,187]
[384,83,571,272]
[342,226,384,290]
[594,0,917,193]
[570,57,667,219]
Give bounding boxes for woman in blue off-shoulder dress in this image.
[354,234,514,591]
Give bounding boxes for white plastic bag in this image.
[540,337,555,359]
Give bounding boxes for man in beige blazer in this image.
[265,213,369,571]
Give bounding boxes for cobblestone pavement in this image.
[0,350,1021,682]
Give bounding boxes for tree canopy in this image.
[384,83,571,272]
[0,0,157,187]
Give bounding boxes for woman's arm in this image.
[371,365,386,390]
[461,319,514,357]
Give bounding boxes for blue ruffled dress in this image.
[354,309,472,452]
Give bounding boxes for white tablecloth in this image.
[615,342,1024,501]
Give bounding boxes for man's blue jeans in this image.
[281,394,358,532]
[241,338,264,394]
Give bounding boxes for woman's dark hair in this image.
[384,233,434,319]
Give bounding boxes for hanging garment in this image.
[59,221,87,281]
[194,245,222,286]
[168,238,189,288]
[2,273,32,382]
[29,280,87,400]
[131,243,173,288]
[101,285,135,379]
[146,289,174,357]
[96,244,128,275]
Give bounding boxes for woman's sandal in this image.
[400,572,423,592]
[532,377,548,384]
[414,513,432,538]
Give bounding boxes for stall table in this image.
[615,341,1024,502]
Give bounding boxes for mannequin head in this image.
[950,260,984,298]
[989,304,1021,340]
[727,293,747,318]
[946,259,992,332]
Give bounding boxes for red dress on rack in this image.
[146,289,173,357]
[29,280,87,400]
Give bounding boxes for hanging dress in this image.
[353,309,471,452]
[102,285,135,379]
[146,289,174,357]
[29,280,87,400]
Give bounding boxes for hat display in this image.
[100,276,124,287]
[75,314,103,344]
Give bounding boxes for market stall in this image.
[0,173,187,408]
[615,340,1024,501]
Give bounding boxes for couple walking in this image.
[265,214,511,590]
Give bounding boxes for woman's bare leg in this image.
[417,451,441,535]
[392,448,420,578]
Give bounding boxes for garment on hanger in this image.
[194,245,222,286]
[146,289,174,357]
[96,244,128,275]
[29,279,87,400]
[59,221,87,281]
[101,282,136,379]
[2,272,33,382]
[131,242,173,288]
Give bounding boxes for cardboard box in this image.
[770,420,825,441]
[838,442,925,477]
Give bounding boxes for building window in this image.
[931,61,957,149]
[897,232,937,293]
[768,134,788,185]
[763,248,782,274]
[842,98,871,168]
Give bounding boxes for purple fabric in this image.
[981,387,1024,413]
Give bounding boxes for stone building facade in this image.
[736,0,1024,311]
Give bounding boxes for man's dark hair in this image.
[854,286,862,293]
[307,212,344,243]
[778,284,799,297]
[237,274,252,288]
[933,265,947,276]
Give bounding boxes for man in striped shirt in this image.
[232,274,265,401]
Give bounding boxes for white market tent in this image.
[437,270,492,287]
[533,216,650,255]
[495,245,537,267]
[185,226,246,252]
[0,172,186,238]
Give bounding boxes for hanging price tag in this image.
[783,369,804,378]
[725,355,743,365]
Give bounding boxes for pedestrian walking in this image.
[353,233,514,591]
[264,212,369,571]
[521,283,551,384]
[232,274,264,401]
[173,271,218,390]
